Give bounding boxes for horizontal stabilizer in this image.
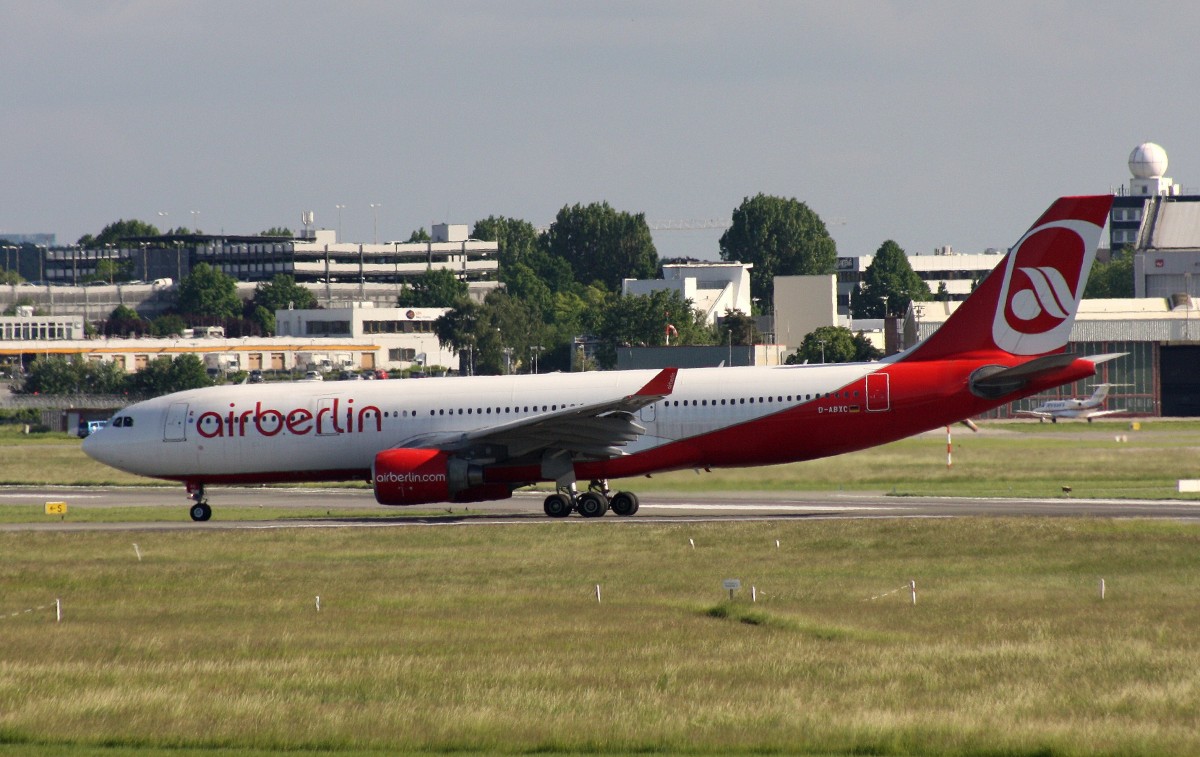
[970,352,1126,399]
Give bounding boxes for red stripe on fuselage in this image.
[485,355,1097,485]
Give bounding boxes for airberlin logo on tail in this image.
[1011,266,1074,320]
[992,218,1102,355]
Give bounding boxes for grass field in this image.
[3,519,1200,756]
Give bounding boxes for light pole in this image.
[335,204,345,243]
[190,210,200,232]
[817,339,826,364]
[369,203,381,245]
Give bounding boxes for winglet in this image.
[632,367,678,399]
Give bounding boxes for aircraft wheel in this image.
[610,491,639,516]
[577,491,609,518]
[189,502,212,522]
[543,493,573,518]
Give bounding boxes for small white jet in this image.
[1016,383,1129,423]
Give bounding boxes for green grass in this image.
[2,519,1199,755]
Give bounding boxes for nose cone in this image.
[82,424,146,476]
[81,427,114,466]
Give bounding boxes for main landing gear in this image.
[542,480,640,519]
[187,482,212,522]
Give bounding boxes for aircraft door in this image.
[866,372,890,412]
[316,397,340,436]
[639,403,656,423]
[164,402,189,441]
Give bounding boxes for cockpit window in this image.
[112,416,134,428]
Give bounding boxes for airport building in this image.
[835,248,1006,316]
[1107,143,1200,299]
[622,262,754,325]
[0,303,457,379]
[33,223,498,287]
[0,222,500,318]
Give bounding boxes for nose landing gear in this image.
[186,482,211,522]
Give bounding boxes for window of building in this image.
[305,320,351,336]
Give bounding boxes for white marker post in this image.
[910,580,917,606]
[689,538,695,550]
[315,596,321,612]
[132,544,141,562]
[595,584,601,604]
[1100,579,1106,600]
[55,598,61,623]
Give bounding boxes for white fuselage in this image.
[82,363,878,484]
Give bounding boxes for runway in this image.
[4,484,1199,531]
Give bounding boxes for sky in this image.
[2,1,1197,262]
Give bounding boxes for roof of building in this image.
[1148,201,1200,249]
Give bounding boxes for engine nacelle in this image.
[372,448,510,506]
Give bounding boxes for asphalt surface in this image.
[3,484,1199,531]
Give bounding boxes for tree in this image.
[259,227,293,237]
[397,268,469,308]
[719,194,837,304]
[593,289,714,369]
[852,240,931,318]
[407,228,431,243]
[472,216,543,261]
[17,355,126,395]
[127,355,213,396]
[1084,247,1135,298]
[249,274,316,333]
[434,299,483,375]
[785,326,882,365]
[149,313,187,337]
[177,263,242,320]
[544,202,658,292]
[719,309,760,346]
[88,258,134,284]
[77,219,160,248]
[102,305,148,338]
[433,292,548,375]
[936,281,950,302]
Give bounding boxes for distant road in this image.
[3,485,1199,532]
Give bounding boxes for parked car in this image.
[339,370,362,381]
[78,420,107,438]
[248,370,265,384]
[302,370,324,382]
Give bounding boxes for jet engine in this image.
[372,448,511,506]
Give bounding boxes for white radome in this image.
[1129,142,1168,179]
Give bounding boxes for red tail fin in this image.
[903,195,1113,362]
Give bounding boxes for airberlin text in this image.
[196,399,383,439]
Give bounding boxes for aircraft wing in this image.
[1014,409,1053,419]
[392,367,678,460]
[1081,409,1123,419]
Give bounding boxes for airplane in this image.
[83,195,1117,522]
[1015,383,1129,423]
